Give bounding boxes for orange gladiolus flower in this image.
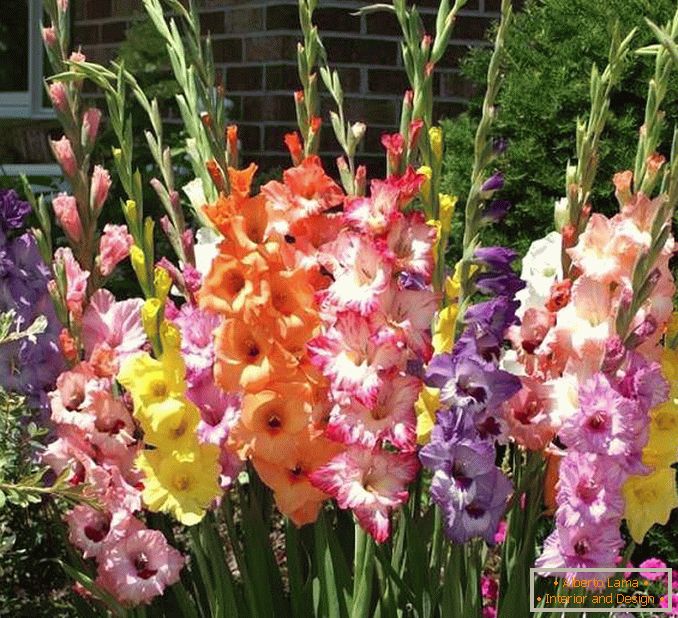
[252,429,342,525]
[199,252,268,317]
[214,318,298,392]
[228,163,257,201]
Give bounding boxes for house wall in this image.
[73,0,502,170]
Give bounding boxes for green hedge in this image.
[441,0,678,259]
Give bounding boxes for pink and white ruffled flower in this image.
[82,289,146,361]
[52,193,82,242]
[96,529,184,606]
[567,214,622,284]
[384,212,436,282]
[343,179,402,235]
[309,446,419,542]
[320,231,392,316]
[369,286,438,359]
[308,312,401,407]
[325,374,420,451]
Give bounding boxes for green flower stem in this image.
[634,6,678,195]
[615,10,678,341]
[351,525,375,618]
[561,24,636,245]
[454,0,513,335]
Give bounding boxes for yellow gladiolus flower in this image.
[623,466,678,543]
[122,199,137,223]
[130,245,146,284]
[141,397,201,451]
[439,193,457,237]
[154,266,172,303]
[415,386,441,445]
[141,298,163,340]
[137,446,222,526]
[427,219,442,265]
[160,320,182,354]
[646,401,678,461]
[418,165,432,204]
[429,126,443,163]
[117,352,185,412]
[433,304,458,355]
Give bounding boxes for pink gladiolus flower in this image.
[69,50,85,63]
[639,558,667,581]
[52,193,82,241]
[83,108,102,145]
[48,82,69,113]
[66,505,143,560]
[42,26,57,47]
[51,136,77,177]
[325,374,420,451]
[90,165,112,213]
[57,0,69,12]
[96,529,184,605]
[98,224,133,277]
[54,247,89,317]
[82,289,145,360]
[309,446,419,543]
[308,312,401,407]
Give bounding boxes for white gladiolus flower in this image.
[515,231,563,317]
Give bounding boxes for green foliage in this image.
[0,389,78,616]
[441,0,678,259]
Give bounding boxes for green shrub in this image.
[441,0,678,259]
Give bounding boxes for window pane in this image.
[0,0,29,92]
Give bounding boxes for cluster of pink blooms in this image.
[42,290,183,605]
[306,160,438,542]
[504,169,675,575]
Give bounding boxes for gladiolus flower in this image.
[83,108,102,145]
[49,82,69,113]
[91,165,112,213]
[52,193,82,241]
[51,136,77,177]
[99,224,133,277]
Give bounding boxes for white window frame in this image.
[0,0,54,119]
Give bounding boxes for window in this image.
[0,0,52,119]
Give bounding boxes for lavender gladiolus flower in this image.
[481,172,504,193]
[482,199,511,223]
[0,189,31,232]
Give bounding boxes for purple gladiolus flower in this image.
[481,172,504,193]
[474,271,525,297]
[425,353,521,414]
[433,467,512,544]
[0,189,31,232]
[473,246,519,272]
[398,270,427,290]
[482,200,511,223]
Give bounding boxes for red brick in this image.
[239,95,295,122]
[226,66,263,92]
[244,35,298,62]
[266,4,299,31]
[313,7,361,33]
[440,71,475,98]
[237,124,262,152]
[200,11,225,35]
[87,0,112,19]
[212,37,243,62]
[434,100,466,120]
[101,21,128,44]
[224,7,264,33]
[323,36,398,66]
[73,25,100,46]
[368,68,408,95]
[343,96,399,125]
[264,124,299,151]
[455,15,492,40]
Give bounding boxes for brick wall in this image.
[73,0,502,170]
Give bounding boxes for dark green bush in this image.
[441,0,678,258]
